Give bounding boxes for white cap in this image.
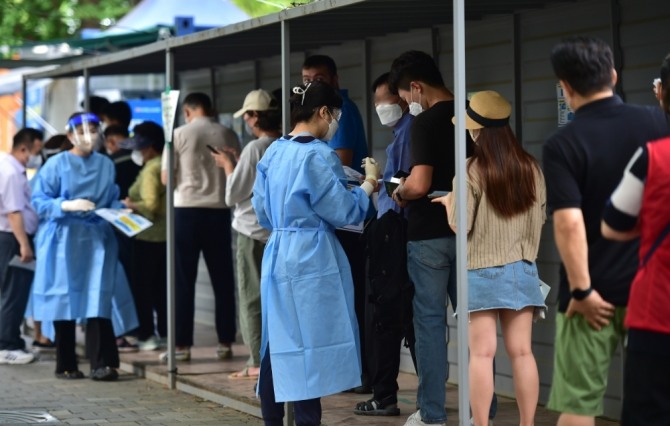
[233,89,276,118]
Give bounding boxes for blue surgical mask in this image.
[26,154,43,169]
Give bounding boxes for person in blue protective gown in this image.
[251,81,381,426]
[30,112,137,381]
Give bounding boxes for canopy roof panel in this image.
[25,0,578,80]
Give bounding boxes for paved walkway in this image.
[0,323,621,425]
[117,322,620,426]
[0,348,262,425]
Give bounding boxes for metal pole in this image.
[21,77,27,128]
[83,68,90,111]
[453,0,470,424]
[281,20,291,136]
[210,68,218,115]
[362,39,372,154]
[280,19,294,426]
[165,48,177,391]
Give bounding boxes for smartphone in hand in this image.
[206,144,219,153]
[427,190,450,199]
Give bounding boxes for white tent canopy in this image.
[103,0,250,35]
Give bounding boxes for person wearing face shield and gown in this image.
[30,112,138,381]
[252,81,382,426]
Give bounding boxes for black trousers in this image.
[621,329,670,425]
[54,318,119,373]
[130,240,167,340]
[174,208,236,346]
[0,232,34,351]
[335,229,369,387]
[365,275,417,402]
[259,346,321,426]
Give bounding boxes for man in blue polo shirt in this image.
[354,72,416,416]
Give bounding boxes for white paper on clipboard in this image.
[95,208,153,238]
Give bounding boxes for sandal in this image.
[228,367,259,380]
[55,370,85,380]
[353,396,400,416]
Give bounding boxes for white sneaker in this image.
[0,349,35,365]
[138,336,160,351]
[404,410,445,426]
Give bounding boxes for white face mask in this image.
[244,121,255,137]
[131,149,144,166]
[322,111,339,142]
[26,154,43,169]
[73,132,97,154]
[375,103,403,127]
[408,88,423,116]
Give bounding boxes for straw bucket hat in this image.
[452,90,511,129]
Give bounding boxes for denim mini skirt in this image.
[467,260,546,313]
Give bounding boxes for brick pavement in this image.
[0,349,262,425]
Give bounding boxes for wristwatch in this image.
[571,287,593,301]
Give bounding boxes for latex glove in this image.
[362,157,381,181]
[61,199,96,212]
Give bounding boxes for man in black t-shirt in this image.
[388,50,461,426]
[543,37,670,425]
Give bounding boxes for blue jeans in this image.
[407,236,455,424]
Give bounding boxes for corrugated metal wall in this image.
[182,0,669,419]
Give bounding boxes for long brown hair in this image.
[468,125,539,218]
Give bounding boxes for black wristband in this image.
[571,287,593,301]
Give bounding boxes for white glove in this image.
[61,199,96,212]
[362,157,381,181]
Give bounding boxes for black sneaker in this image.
[91,366,119,381]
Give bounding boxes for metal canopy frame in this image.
[24,0,574,80]
[22,1,585,424]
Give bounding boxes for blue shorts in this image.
[467,260,545,313]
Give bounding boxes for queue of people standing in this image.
[2,36,669,426]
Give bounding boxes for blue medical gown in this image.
[252,136,370,402]
[30,151,138,335]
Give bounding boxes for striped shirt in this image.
[449,159,546,269]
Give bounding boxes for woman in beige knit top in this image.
[433,91,546,426]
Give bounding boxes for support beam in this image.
[281,20,291,135]
[83,68,90,112]
[165,47,177,391]
[513,13,523,143]
[210,68,219,113]
[362,39,372,154]
[21,77,27,128]
[453,0,470,424]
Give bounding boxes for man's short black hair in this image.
[82,96,110,117]
[103,101,132,128]
[182,92,213,114]
[550,36,614,97]
[302,55,338,77]
[12,127,43,151]
[104,124,129,139]
[388,50,444,95]
[371,72,391,93]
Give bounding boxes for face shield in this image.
[67,113,101,154]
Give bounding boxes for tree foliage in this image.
[0,0,140,45]
[231,0,313,18]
